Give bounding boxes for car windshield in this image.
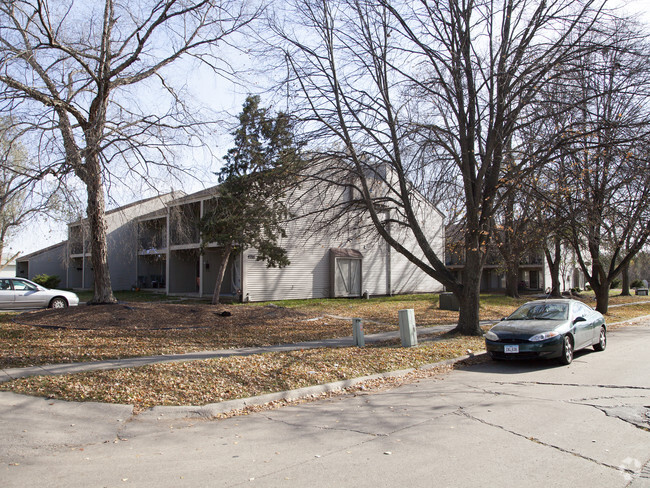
[508,302,569,321]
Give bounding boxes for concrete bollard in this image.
[398,309,417,347]
[353,318,365,347]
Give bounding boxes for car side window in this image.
[0,279,11,290]
[574,302,589,317]
[11,279,35,291]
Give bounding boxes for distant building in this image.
[0,255,17,278]
[444,225,587,293]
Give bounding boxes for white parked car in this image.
[0,278,79,310]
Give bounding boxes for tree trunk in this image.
[453,248,484,336]
[212,243,233,305]
[84,157,116,305]
[620,263,630,296]
[592,281,610,314]
[501,193,519,299]
[504,258,520,298]
[544,240,562,297]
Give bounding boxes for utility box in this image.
[399,309,417,347]
[439,292,459,311]
[353,318,365,347]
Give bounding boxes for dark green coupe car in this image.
[484,299,606,365]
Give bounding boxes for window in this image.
[11,279,36,291]
[509,302,568,321]
[573,302,591,318]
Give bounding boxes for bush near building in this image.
[31,274,61,289]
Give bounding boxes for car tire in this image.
[593,326,606,351]
[49,297,68,309]
[558,335,573,365]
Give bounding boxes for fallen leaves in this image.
[0,335,486,410]
[2,295,647,369]
[2,293,647,412]
[0,298,487,369]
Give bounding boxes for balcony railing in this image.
[69,242,87,255]
[138,235,167,250]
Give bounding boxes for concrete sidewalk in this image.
[1,322,491,383]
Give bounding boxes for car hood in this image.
[490,319,569,339]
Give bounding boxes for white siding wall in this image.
[389,200,445,295]
[242,181,444,302]
[0,264,16,278]
[242,217,337,302]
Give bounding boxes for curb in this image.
[137,352,487,420]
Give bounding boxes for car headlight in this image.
[529,331,560,342]
[484,330,499,341]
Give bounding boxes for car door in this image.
[11,279,44,309]
[572,302,593,349]
[0,279,15,309]
[585,306,603,344]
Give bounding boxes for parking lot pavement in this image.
[1,324,649,487]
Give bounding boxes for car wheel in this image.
[49,297,68,309]
[558,335,573,365]
[593,326,606,351]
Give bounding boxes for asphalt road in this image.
[2,324,649,487]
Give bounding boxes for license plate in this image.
[504,345,519,354]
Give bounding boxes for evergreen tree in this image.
[200,96,302,304]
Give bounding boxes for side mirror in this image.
[573,316,587,324]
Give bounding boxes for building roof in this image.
[16,241,68,262]
[167,185,220,206]
[68,190,185,226]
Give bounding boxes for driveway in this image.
[1,324,649,487]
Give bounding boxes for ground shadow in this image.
[459,348,598,375]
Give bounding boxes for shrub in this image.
[31,274,61,289]
[631,279,644,289]
[610,279,622,289]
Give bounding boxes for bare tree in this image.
[492,161,547,299]
[628,250,650,283]
[546,21,650,314]
[0,119,65,267]
[269,0,608,335]
[0,0,258,303]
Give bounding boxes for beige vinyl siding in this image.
[242,210,339,301]
[241,201,441,302]
[389,197,445,295]
[356,236,389,296]
[16,243,68,286]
